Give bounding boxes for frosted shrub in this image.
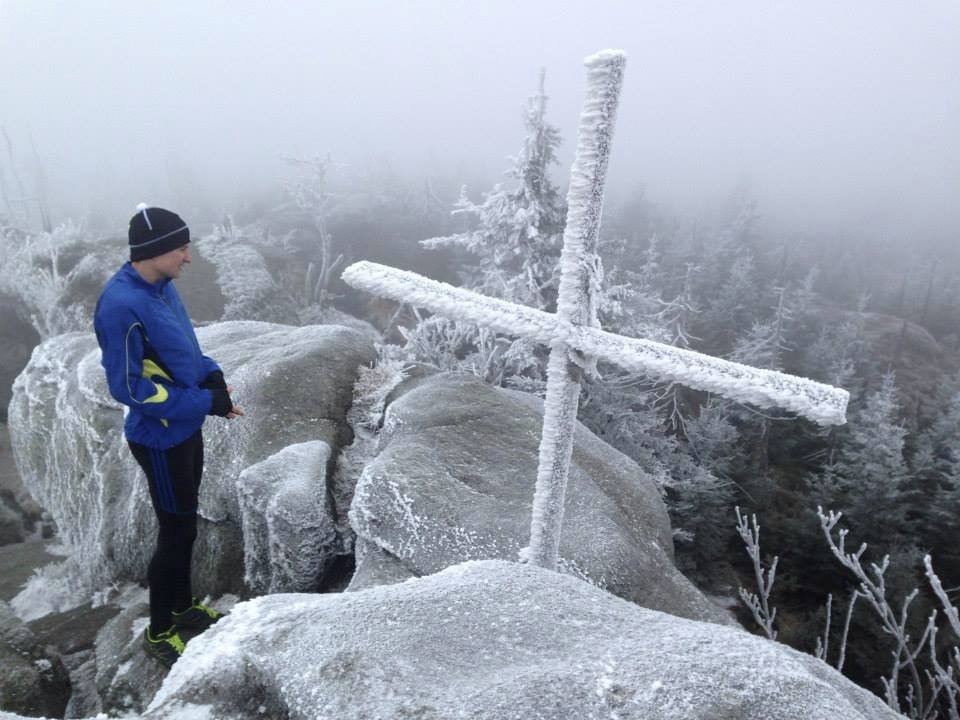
[0,220,93,338]
[282,154,344,312]
[818,507,959,719]
[399,315,543,388]
[196,222,299,324]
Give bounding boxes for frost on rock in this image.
[238,441,336,593]
[8,322,376,612]
[8,332,155,612]
[195,234,300,325]
[347,372,732,626]
[143,560,902,720]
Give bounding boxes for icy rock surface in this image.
[0,600,70,718]
[195,234,300,325]
[93,602,163,716]
[141,560,901,720]
[8,322,376,602]
[348,372,731,626]
[238,440,337,592]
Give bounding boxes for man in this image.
[94,205,243,667]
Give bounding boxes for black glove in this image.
[208,388,233,417]
[200,370,227,390]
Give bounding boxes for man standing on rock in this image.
[94,205,244,667]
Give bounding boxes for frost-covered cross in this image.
[342,50,849,571]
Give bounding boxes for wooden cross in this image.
[342,50,848,571]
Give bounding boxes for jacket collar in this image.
[121,261,171,294]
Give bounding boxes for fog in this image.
[2,1,958,247]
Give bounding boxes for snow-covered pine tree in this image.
[911,379,960,578]
[828,371,911,547]
[422,69,566,313]
[404,70,568,388]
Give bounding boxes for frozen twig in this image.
[736,506,778,641]
[816,593,833,661]
[837,589,859,673]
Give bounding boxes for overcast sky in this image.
[1,1,957,244]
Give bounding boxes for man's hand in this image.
[225,386,245,420]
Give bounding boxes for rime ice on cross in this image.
[342,49,849,571]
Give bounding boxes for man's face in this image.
[151,244,191,280]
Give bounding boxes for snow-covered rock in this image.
[195,235,300,325]
[0,600,70,718]
[93,602,161,716]
[349,372,731,626]
[8,322,376,603]
[238,441,337,592]
[142,560,901,720]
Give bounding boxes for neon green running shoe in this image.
[171,597,224,631]
[143,625,186,667]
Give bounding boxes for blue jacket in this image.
[94,262,221,449]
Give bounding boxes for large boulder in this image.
[0,229,223,423]
[238,440,337,592]
[143,560,900,720]
[8,321,376,604]
[27,601,120,719]
[0,601,70,718]
[348,372,730,626]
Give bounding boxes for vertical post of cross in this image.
[527,50,626,570]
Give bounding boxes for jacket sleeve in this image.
[95,305,214,421]
[200,355,223,384]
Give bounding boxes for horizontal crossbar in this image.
[343,261,848,426]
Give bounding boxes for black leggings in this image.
[128,429,204,634]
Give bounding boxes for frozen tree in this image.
[726,287,797,480]
[422,69,566,312]
[911,382,960,571]
[913,385,960,493]
[701,252,763,352]
[825,372,911,547]
[803,292,869,393]
[407,71,568,384]
[651,263,703,431]
[283,154,344,312]
[730,286,792,372]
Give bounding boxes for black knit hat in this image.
[128,205,190,261]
